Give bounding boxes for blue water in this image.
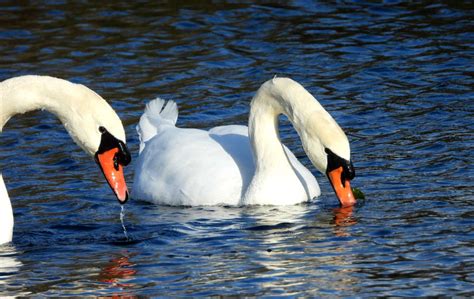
[1,1,473,296]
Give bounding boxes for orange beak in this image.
[327,166,356,207]
[96,147,129,204]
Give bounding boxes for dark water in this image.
[1,1,473,296]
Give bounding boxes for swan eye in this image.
[116,140,131,166]
[341,160,355,186]
[344,161,355,180]
[99,126,106,133]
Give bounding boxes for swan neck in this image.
[249,78,350,174]
[0,75,126,155]
[248,78,313,146]
[248,79,310,161]
[248,85,290,171]
[1,76,86,130]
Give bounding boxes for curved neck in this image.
[248,78,316,171]
[248,92,288,172]
[1,76,88,131]
[248,78,350,174]
[0,75,125,155]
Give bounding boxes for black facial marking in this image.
[325,148,355,185]
[95,127,131,166]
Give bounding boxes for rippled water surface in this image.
[1,1,473,297]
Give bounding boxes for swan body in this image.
[0,75,131,244]
[133,77,356,206]
[0,174,13,244]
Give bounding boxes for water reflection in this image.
[333,206,357,226]
[98,251,137,288]
[0,243,25,297]
[235,204,361,293]
[332,206,357,237]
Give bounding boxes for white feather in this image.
[137,98,178,153]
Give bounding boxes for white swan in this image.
[133,77,356,206]
[0,75,131,244]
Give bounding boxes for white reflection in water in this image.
[240,204,361,293]
[0,243,27,297]
[133,202,362,294]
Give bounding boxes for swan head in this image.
[298,104,356,207]
[94,126,131,204]
[54,83,132,204]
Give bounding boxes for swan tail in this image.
[137,98,178,153]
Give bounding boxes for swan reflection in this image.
[0,243,25,297]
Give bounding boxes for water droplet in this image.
[120,205,129,241]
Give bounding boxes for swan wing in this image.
[133,126,254,206]
[133,99,254,206]
[137,98,178,153]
